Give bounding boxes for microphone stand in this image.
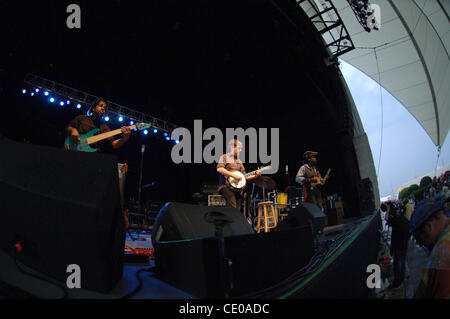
[286,165,290,187]
[135,144,146,241]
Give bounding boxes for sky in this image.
[339,60,450,198]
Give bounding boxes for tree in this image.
[420,176,432,188]
[399,187,409,200]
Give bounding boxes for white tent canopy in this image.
[301,0,450,148]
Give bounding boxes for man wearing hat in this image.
[410,198,450,298]
[295,151,324,211]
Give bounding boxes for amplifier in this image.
[208,195,227,207]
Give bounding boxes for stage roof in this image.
[301,0,449,148]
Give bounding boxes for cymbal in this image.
[254,176,277,190]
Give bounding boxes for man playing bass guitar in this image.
[217,139,261,211]
[65,99,131,152]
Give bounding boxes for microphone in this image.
[141,144,145,153]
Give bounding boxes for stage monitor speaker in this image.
[0,138,125,294]
[277,202,326,235]
[156,225,314,298]
[151,202,254,247]
[358,178,375,216]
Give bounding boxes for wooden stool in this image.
[256,201,277,233]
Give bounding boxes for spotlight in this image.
[59,101,65,106]
[22,89,26,94]
[49,97,55,103]
[30,92,35,97]
[118,116,123,122]
[175,139,180,144]
[44,91,49,96]
[153,129,158,134]
[66,100,70,105]
[164,132,168,137]
[129,120,135,125]
[104,116,110,122]
[76,104,82,109]
[165,136,170,141]
[143,129,148,135]
[35,88,40,93]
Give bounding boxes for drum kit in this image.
[243,175,304,226]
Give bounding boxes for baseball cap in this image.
[303,151,318,159]
[409,198,446,235]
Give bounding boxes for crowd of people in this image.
[380,173,449,298]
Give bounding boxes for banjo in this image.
[226,166,272,190]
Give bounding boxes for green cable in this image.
[277,214,376,299]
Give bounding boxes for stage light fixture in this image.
[44,91,49,96]
[164,132,168,137]
[30,92,35,97]
[153,129,158,134]
[175,139,180,144]
[165,136,170,141]
[118,116,123,122]
[22,89,26,94]
[143,129,148,135]
[104,116,110,122]
[35,88,40,93]
[49,97,55,103]
[76,104,82,109]
[129,120,135,125]
[59,101,65,106]
[66,100,70,105]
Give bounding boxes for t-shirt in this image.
[68,115,114,153]
[216,153,246,192]
[404,203,415,221]
[414,225,450,298]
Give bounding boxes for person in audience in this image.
[410,199,450,298]
[386,202,410,290]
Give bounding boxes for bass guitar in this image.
[226,166,272,190]
[64,123,150,152]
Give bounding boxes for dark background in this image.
[0,0,363,217]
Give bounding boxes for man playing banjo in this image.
[217,139,261,211]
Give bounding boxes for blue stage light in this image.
[143,129,149,135]
[129,120,135,125]
[22,89,26,94]
[76,104,82,109]
[49,97,55,103]
[35,88,40,93]
[118,116,123,122]
[44,91,49,96]
[104,116,110,122]
[175,139,180,144]
[153,129,158,134]
[66,100,70,105]
[164,132,168,137]
[30,92,35,97]
[165,136,170,141]
[59,101,65,106]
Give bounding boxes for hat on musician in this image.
[303,151,318,160]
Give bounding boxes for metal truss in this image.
[297,0,355,57]
[24,73,178,134]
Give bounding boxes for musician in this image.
[217,139,261,211]
[295,151,324,211]
[65,99,132,228]
[65,99,131,152]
